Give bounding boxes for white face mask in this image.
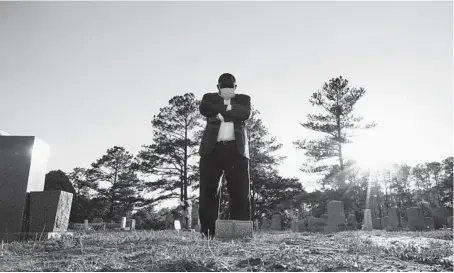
[220,88,235,99]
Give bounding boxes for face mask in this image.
[220,88,235,99]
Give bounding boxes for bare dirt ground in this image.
[0,229,452,271]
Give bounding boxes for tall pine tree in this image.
[136,93,203,213]
[294,76,376,189]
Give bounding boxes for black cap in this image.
[218,73,236,88]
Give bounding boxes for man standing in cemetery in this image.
[198,73,251,239]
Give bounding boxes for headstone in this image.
[260,217,270,230]
[165,212,174,229]
[84,219,89,231]
[381,216,389,230]
[215,220,253,240]
[295,219,306,232]
[407,207,425,231]
[346,214,357,230]
[400,217,407,228]
[373,218,381,229]
[195,218,201,232]
[424,217,434,229]
[174,220,181,230]
[387,207,400,231]
[127,219,136,230]
[271,214,282,230]
[121,217,126,229]
[447,216,453,228]
[0,136,49,239]
[362,209,373,231]
[324,201,346,232]
[308,217,327,232]
[28,191,73,232]
[431,208,449,229]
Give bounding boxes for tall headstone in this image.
[407,207,425,231]
[309,217,327,232]
[28,191,73,233]
[127,219,136,231]
[121,217,127,229]
[387,207,400,231]
[84,219,89,231]
[324,200,346,232]
[271,214,282,230]
[362,209,373,231]
[0,136,50,239]
[430,208,449,229]
[447,216,453,228]
[346,214,357,230]
[381,216,389,230]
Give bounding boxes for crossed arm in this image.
[199,93,251,122]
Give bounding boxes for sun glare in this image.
[343,131,391,171]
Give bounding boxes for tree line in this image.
[42,76,452,229]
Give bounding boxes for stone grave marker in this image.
[0,136,50,240]
[387,207,400,231]
[373,218,381,229]
[362,209,373,231]
[324,200,346,232]
[381,216,389,230]
[92,217,103,223]
[424,217,434,230]
[127,219,136,231]
[447,216,453,228]
[121,217,127,230]
[309,217,327,232]
[260,217,270,230]
[407,207,425,231]
[28,191,73,233]
[271,214,282,230]
[431,207,449,229]
[346,214,357,230]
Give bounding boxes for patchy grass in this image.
[0,229,452,272]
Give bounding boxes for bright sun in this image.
[343,130,392,170]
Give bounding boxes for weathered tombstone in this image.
[260,217,270,230]
[127,219,136,231]
[84,219,89,231]
[400,217,407,228]
[424,217,435,230]
[0,136,50,240]
[309,217,327,232]
[430,208,449,229]
[447,216,453,228]
[324,201,346,232]
[362,209,373,231]
[195,218,201,232]
[296,219,306,232]
[373,218,381,229]
[381,216,389,230]
[387,207,400,231]
[121,217,127,229]
[407,207,425,231]
[271,214,282,230]
[215,220,253,240]
[346,214,357,230]
[165,212,174,229]
[28,191,73,234]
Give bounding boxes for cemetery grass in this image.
[0,229,452,272]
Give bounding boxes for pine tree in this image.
[294,76,376,189]
[136,93,203,213]
[89,146,141,220]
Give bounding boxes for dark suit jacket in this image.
[199,92,251,159]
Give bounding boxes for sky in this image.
[1,1,452,194]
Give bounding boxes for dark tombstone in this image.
[28,191,73,233]
[0,136,49,240]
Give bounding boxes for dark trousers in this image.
[199,141,250,236]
